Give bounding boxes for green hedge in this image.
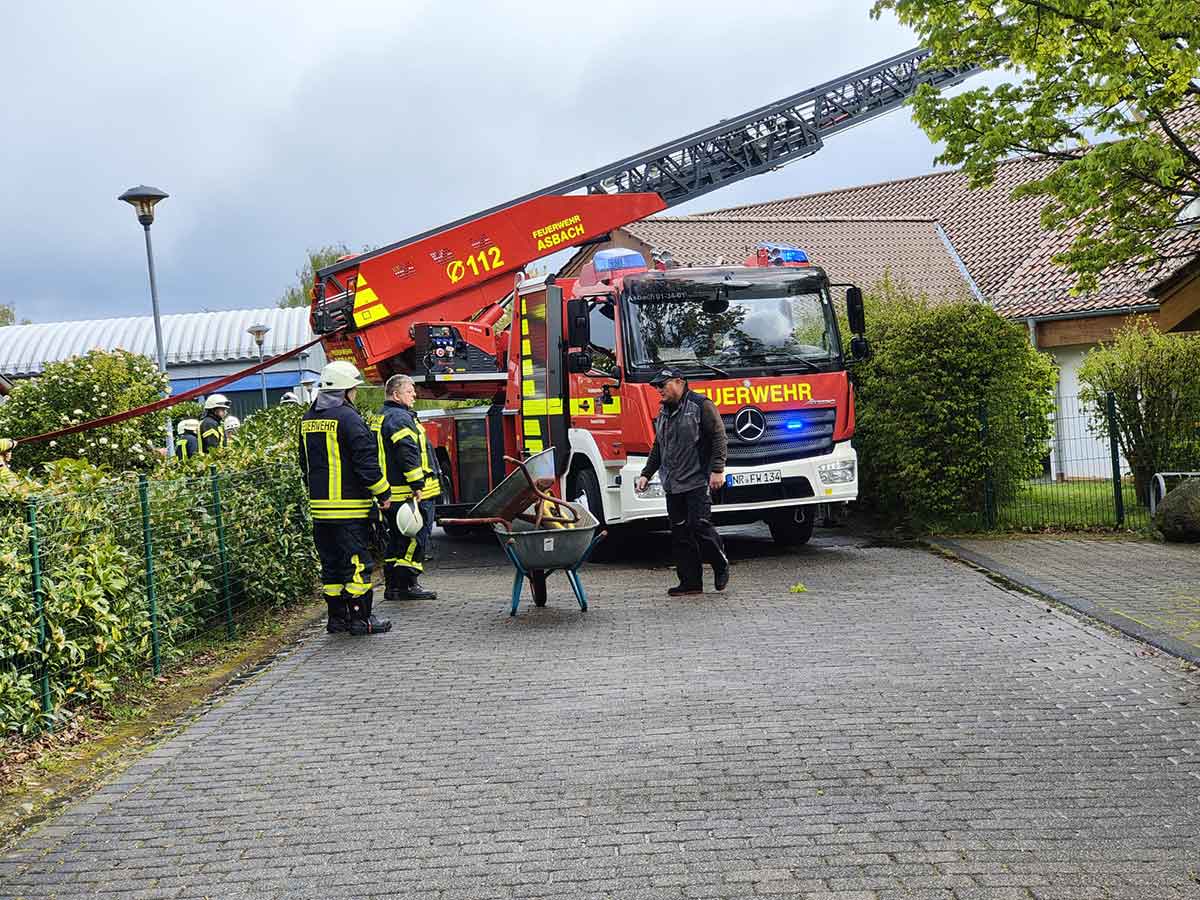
[0,405,315,735]
[848,280,1056,530]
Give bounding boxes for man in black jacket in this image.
[635,367,730,595]
[376,374,441,602]
[299,361,393,635]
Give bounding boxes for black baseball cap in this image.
[650,366,687,386]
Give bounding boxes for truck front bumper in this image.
[614,441,857,524]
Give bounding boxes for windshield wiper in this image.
[680,361,732,379]
[739,353,823,373]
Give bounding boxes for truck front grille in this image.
[723,408,837,466]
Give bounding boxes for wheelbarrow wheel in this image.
[529,570,549,607]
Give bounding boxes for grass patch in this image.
[994,480,1150,532]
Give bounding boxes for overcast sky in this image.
[1,0,992,324]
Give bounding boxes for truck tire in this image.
[767,509,815,547]
[568,467,606,528]
[568,467,616,560]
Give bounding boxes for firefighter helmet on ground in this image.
[204,393,231,411]
[394,499,423,537]
[319,360,365,391]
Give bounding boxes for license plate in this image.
[727,470,782,487]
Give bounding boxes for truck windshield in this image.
[622,277,839,376]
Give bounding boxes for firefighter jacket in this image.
[200,414,226,452]
[299,395,391,520]
[175,433,200,461]
[376,400,442,501]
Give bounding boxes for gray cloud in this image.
[1,0,982,323]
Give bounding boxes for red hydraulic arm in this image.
[312,193,665,373]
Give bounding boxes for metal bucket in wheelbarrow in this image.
[498,502,599,571]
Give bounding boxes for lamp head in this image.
[247,323,270,347]
[119,185,169,226]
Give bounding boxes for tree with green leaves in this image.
[0,303,14,327]
[277,244,365,308]
[1078,318,1200,505]
[872,0,1200,291]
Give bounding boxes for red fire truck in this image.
[309,49,977,543]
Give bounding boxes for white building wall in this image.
[1045,344,1129,480]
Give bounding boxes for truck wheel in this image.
[568,467,615,560]
[767,509,815,546]
[568,468,606,528]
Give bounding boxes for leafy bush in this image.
[0,445,315,735]
[1078,318,1200,505]
[0,350,169,473]
[848,279,1056,530]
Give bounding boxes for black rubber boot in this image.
[348,591,392,635]
[383,564,403,603]
[393,569,436,601]
[325,595,350,634]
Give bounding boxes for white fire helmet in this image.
[318,360,365,391]
[224,415,241,431]
[204,393,231,411]
[393,498,423,537]
[176,418,201,436]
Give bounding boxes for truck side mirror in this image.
[850,335,871,361]
[567,350,593,373]
[566,298,591,349]
[846,286,865,336]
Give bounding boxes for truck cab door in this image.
[568,298,625,462]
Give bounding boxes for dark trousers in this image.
[313,520,374,601]
[666,487,727,588]
[385,499,435,574]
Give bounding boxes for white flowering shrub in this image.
[0,350,169,473]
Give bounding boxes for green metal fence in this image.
[974,390,1189,531]
[3,462,315,736]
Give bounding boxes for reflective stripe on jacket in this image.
[299,400,390,520]
[377,400,442,501]
[175,433,200,461]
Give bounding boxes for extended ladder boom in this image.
[313,48,980,376]
[326,47,977,274]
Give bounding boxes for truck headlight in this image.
[818,459,856,484]
[641,480,665,499]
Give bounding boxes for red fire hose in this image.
[11,335,327,445]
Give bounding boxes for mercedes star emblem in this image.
[734,406,767,443]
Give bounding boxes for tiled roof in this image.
[667,115,1200,319]
[697,156,1060,304]
[621,217,974,301]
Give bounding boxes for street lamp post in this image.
[296,351,309,402]
[247,323,271,410]
[119,185,173,457]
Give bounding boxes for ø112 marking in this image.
[447,246,505,284]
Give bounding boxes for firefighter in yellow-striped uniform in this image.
[175,419,201,460]
[377,374,441,602]
[200,394,231,452]
[299,361,393,636]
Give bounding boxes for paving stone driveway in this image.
[940,537,1200,664]
[2,527,1199,900]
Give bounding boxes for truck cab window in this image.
[588,301,617,375]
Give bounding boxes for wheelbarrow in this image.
[441,449,606,616]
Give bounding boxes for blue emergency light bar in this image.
[593,249,647,273]
[756,242,810,265]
